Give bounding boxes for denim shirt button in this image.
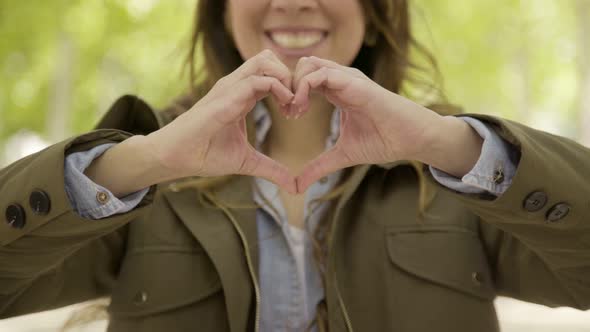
[96,191,110,205]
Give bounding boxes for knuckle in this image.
[250,76,269,91]
[268,76,280,84]
[351,67,363,75]
[245,76,258,88]
[253,55,266,68]
[214,76,227,87]
[257,50,271,62]
[297,57,308,67]
[263,78,277,91]
[261,49,275,58]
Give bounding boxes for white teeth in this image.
[270,32,324,49]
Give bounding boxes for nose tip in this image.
[271,0,318,13]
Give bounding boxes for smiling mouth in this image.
[266,30,328,49]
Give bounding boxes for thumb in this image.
[296,146,352,194]
[239,148,297,194]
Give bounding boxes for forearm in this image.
[83,135,171,198]
[417,115,484,178]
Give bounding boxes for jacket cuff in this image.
[426,113,589,230]
[0,129,157,245]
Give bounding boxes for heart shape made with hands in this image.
[270,57,363,194]
[249,55,421,196]
[157,52,440,197]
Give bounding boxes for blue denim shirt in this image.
[64,104,517,331]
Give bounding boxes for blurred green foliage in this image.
[414,0,579,134]
[0,0,195,144]
[0,0,583,149]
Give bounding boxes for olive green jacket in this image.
[1,95,589,332]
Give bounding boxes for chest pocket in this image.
[386,224,495,300]
[108,248,222,317]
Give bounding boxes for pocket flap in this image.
[109,250,222,317]
[386,225,495,300]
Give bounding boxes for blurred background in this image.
[1,0,589,331]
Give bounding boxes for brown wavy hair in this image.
[64,0,459,331]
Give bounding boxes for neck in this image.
[263,95,334,173]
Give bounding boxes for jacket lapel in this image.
[213,175,260,282]
[162,175,258,332]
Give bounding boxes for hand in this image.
[147,50,298,194]
[290,56,445,193]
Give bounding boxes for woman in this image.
[1,0,589,331]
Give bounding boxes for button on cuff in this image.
[454,117,518,196]
[77,186,150,219]
[523,191,548,212]
[546,203,570,222]
[29,189,51,215]
[5,204,26,229]
[96,191,110,205]
[491,166,504,185]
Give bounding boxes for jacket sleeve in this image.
[0,95,161,318]
[425,113,590,310]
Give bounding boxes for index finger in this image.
[234,50,293,91]
[293,56,364,89]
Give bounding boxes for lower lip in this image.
[264,32,328,57]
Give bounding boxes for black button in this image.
[523,191,548,212]
[29,190,51,215]
[546,203,570,222]
[5,204,26,229]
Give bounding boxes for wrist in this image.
[84,135,172,197]
[416,116,484,178]
[131,134,179,184]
